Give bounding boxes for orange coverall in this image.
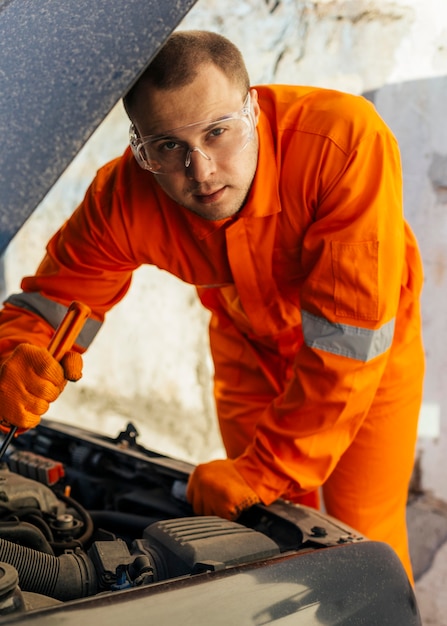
[0,85,424,580]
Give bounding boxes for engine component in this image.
[88,539,139,589]
[0,562,25,616]
[0,466,63,515]
[0,463,95,555]
[0,537,97,601]
[0,522,54,555]
[7,450,65,486]
[139,516,280,579]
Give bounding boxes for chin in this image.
[183,198,242,221]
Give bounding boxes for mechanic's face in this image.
[131,64,260,221]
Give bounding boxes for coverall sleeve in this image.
[0,157,140,361]
[233,121,418,504]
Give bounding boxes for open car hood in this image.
[0,0,197,253]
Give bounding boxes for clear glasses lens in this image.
[129,95,254,174]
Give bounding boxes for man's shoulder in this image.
[256,84,389,152]
[256,84,377,120]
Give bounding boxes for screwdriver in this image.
[0,301,91,461]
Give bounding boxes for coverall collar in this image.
[179,110,282,240]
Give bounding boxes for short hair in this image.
[123,30,250,117]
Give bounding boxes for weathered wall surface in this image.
[3,1,447,498]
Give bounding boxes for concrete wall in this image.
[3,0,447,496]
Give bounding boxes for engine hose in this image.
[0,537,98,601]
[0,521,54,555]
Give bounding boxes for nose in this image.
[185,147,216,182]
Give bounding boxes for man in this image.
[0,30,424,582]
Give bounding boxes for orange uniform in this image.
[0,85,424,580]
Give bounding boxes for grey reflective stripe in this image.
[5,292,101,349]
[301,310,395,362]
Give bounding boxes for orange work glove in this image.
[0,344,83,432]
[186,458,261,520]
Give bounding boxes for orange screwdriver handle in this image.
[47,301,91,361]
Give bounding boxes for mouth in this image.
[193,187,226,204]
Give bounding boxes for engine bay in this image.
[0,420,364,618]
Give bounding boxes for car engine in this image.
[0,420,363,618]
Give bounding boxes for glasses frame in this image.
[129,93,254,175]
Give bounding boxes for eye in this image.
[208,127,225,138]
[205,125,235,145]
[157,140,182,153]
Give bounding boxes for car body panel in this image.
[1,545,420,625]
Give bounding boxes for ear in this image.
[249,88,261,124]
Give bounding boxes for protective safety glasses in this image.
[129,93,255,174]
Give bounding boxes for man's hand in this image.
[0,344,83,432]
[186,458,261,520]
